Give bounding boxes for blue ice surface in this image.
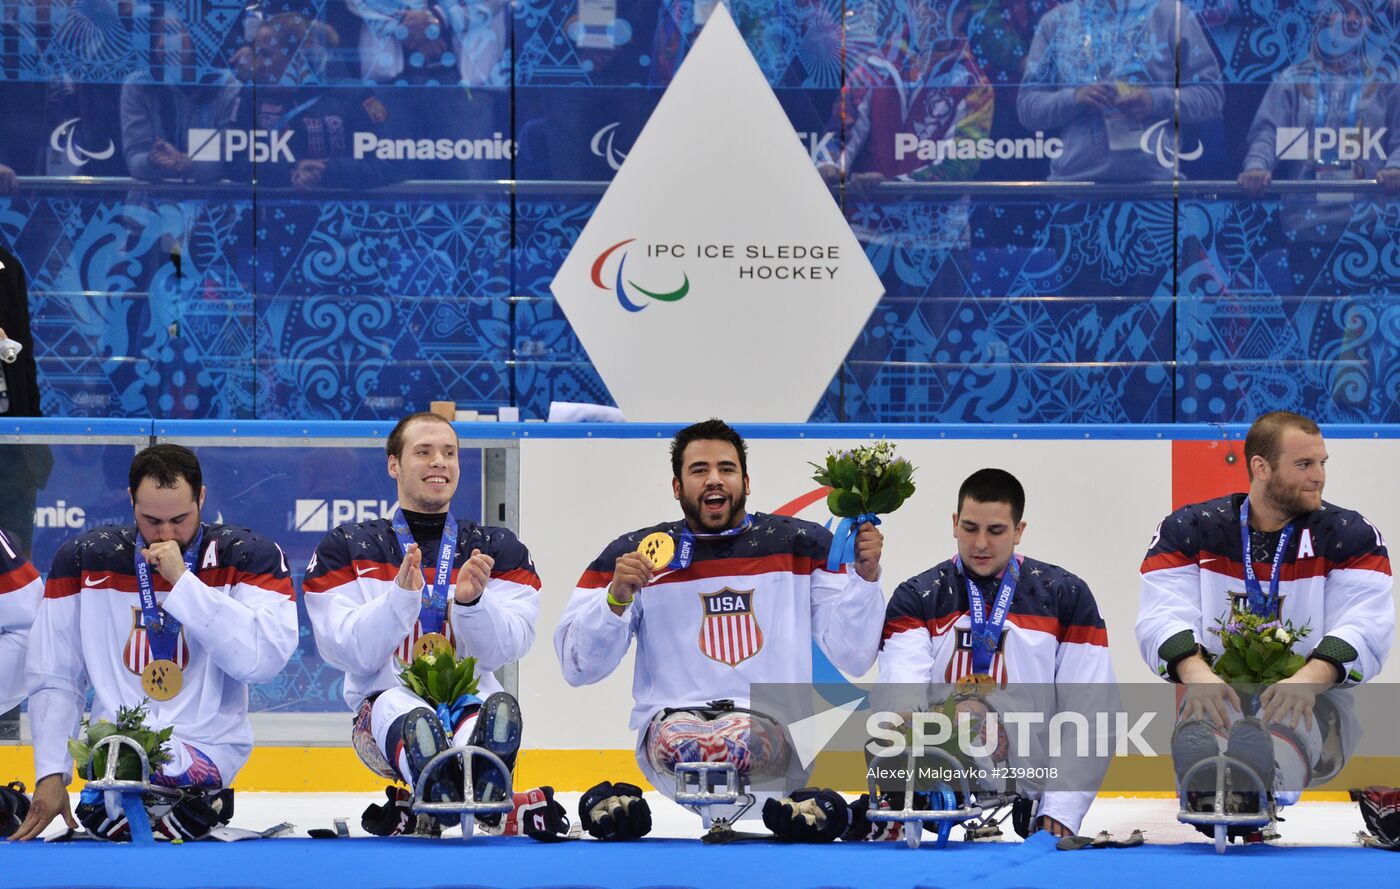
[6,831,1398,889]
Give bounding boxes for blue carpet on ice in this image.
[6,831,1397,889]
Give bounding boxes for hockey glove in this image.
[1359,786,1400,850]
[762,788,849,843]
[579,781,652,841]
[75,790,129,841]
[843,793,904,842]
[362,785,415,837]
[1011,796,1037,839]
[156,789,234,840]
[489,786,572,842]
[0,782,30,838]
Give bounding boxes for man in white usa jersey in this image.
[1138,411,1393,837]
[303,412,566,839]
[877,468,1114,839]
[555,419,886,842]
[12,444,298,842]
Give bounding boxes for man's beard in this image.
[680,490,749,532]
[1262,473,1321,518]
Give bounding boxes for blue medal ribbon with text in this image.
[133,526,205,663]
[667,513,753,570]
[391,508,459,636]
[1239,498,1296,618]
[954,553,1021,676]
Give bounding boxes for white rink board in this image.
[516,431,1398,753]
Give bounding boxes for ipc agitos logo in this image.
[590,238,690,313]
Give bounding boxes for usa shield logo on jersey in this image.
[123,607,190,674]
[699,588,763,667]
[945,626,1009,688]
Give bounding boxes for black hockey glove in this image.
[843,793,904,841]
[579,781,652,841]
[156,788,234,839]
[511,786,573,842]
[1358,786,1400,850]
[75,796,130,841]
[762,788,849,843]
[362,785,414,837]
[1011,796,1037,839]
[0,782,31,838]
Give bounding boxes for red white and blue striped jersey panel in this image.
[302,517,541,709]
[28,523,298,783]
[554,512,885,735]
[1137,494,1392,685]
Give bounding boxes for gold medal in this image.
[141,659,183,701]
[955,673,996,697]
[637,532,676,571]
[412,632,453,660]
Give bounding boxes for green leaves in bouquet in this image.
[1210,611,1312,685]
[810,441,917,519]
[398,650,480,708]
[69,701,173,782]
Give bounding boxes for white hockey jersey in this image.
[0,528,42,713]
[26,523,298,784]
[1138,494,1393,685]
[302,517,540,709]
[878,554,1114,833]
[554,513,884,736]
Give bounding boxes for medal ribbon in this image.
[1314,75,1361,165]
[825,513,882,573]
[391,509,459,635]
[954,553,1021,676]
[668,513,753,571]
[133,526,205,662]
[1239,498,1296,618]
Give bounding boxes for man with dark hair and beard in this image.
[1137,411,1392,839]
[12,444,298,842]
[555,419,885,843]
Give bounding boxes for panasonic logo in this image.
[894,132,1063,163]
[34,501,87,529]
[352,132,515,161]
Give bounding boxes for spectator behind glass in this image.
[815,0,994,190]
[1016,0,1223,181]
[1236,0,1400,418]
[814,0,993,263]
[121,15,243,182]
[240,12,399,190]
[1238,0,1400,201]
[0,246,54,558]
[345,0,508,86]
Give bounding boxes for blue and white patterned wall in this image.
[1,0,1396,423]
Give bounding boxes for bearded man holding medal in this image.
[303,412,562,838]
[1138,411,1393,831]
[12,444,298,842]
[554,419,886,843]
[877,468,1113,839]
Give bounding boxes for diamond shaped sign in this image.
[549,4,884,422]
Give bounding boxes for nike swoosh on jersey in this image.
[83,575,113,587]
[356,566,377,576]
[931,613,961,635]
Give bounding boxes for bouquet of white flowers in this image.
[810,440,916,571]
